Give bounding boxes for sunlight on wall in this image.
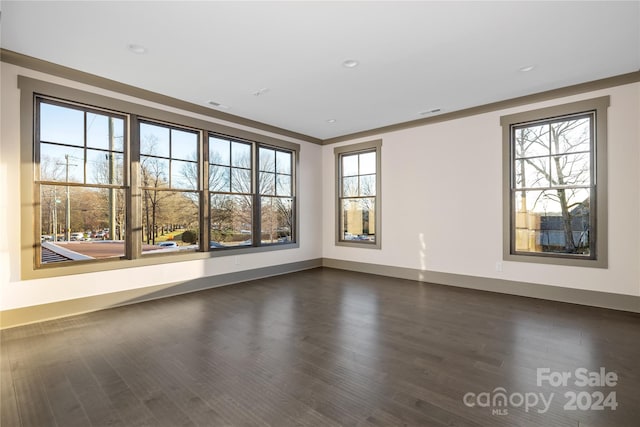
[419,232,427,282]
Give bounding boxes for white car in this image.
[70,232,85,241]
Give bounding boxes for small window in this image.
[501,97,609,267]
[334,140,382,248]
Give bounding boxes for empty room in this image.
[1,1,639,426]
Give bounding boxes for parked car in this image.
[158,241,178,248]
[70,232,85,241]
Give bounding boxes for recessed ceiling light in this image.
[252,88,270,97]
[127,44,148,54]
[419,108,441,116]
[519,65,536,72]
[342,59,360,68]
[326,119,337,123]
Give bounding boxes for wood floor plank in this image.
[0,340,22,427]
[39,363,92,427]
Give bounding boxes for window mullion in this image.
[129,115,142,259]
[201,130,209,252]
[253,144,261,247]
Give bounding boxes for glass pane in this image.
[514,124,550,159]
[259,147,275,172]
[231,168,251,193]
[209,165,230,192]
[342,154,358,176]
[140,156,169,188]
[141,190,200,254]
[232,142,251,168]
[359,152,376,175]
[359,174,376,196]
[210,194,253,248]
[260,197,293,244]
[550,118,591,155]
[342,177,358,197]
[514,189,591,255]
[40,102,84,147]
[171,129,198,161]
[260,172,275,195]
[40,144,84,183]
[111,118,125,152]
[551,153,591,187]
[276,175,291,197]
[86,114,124,151]
[276,151,292,174]
[86,150,123,185]
[341,198,375,242]
[171,160,198,190]
[40,185,126,263]
[140,123,170,157]
[209,137,230,166]
[86,113,108,150]
[515,158,549,189]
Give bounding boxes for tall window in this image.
[259,147,294,244]
[36,98,127,264]
[139,121,200,253]
[501,97,609,267]
[209,137,253,248]
[334,140,382,248]
[208,136,296,249]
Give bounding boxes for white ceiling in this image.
[2,1,639,141]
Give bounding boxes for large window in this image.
[139,121,200,254]
[259,147,294,245]
[208,137,296,249]
[37,99,128,264]
[501,97,609,267]
[23,77,298,277]
[334,140,381,248]
[209,137,253,248]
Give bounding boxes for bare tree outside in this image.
[514,116,592,254]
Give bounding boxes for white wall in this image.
[2,60,638,313]
[0,62,323,310]
[322,83,640,297]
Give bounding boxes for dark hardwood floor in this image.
[2,267,639,426]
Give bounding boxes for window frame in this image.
[334,139,382,249]
[501,96,609,268]
[19,76,299,279]
[207,135,298,250]
[35,97,130,265]
[137,119,203,255]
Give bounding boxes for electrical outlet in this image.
[495,261,503,272]
[234,256,240,266]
